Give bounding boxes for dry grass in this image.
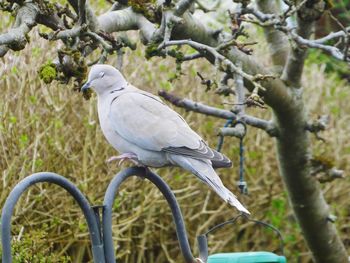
[1,10,350,263]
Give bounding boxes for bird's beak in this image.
[81,81,91,92]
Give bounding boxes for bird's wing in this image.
[108,91,204,152]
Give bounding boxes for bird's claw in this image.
[106,153,141,166]
[106,156,121,163]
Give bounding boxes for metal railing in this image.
[1,167,205,263]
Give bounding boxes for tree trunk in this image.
[274,89,348,262]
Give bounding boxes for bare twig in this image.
[311,155,345,183]
[196,72,214,91]
[233,62,245,114]
[41,25,86,40]
[156,10,183,49]
[241,2,349,64]
[158,90,278,136]
[181,52,203,61]
[240,0,308,27]
[328,11,350,62]
[314,27,350,44]
[219,125,246,138]
[240,3,349,62]
[215,72,235,96]
[306,115,329,133]
[241,6,276,23]
[244,87,267,109]
[84,31,114,51]
[328,11,348,35]
[305,115,329,141]
[286,28,349,62]
[162,39,268,93]
[216,38,257,55]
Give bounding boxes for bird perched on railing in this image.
[81,64,249,215]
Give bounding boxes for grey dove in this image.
[81,64,249,214]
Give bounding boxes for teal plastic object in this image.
[208,251,286,263]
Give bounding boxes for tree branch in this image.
[0,2,39,55]
[98,8,156,43]
[280,1,326,87]
[239,3,349,65]
[174,0,196,16]
[78,0,87,25]
[162,39,270,93]
[255,1,289,73]
[67,0,98,31]
[158,90,278,136]
[0,46,9,57]
[314,27,350,44]
[233,62,245,114]
[287,28,349,62]
[97,7,293,112]
[194,0,219,13]
[219,125,246,138]
[314,167,345,183]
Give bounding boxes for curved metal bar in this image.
[103,167,197,263]
[197,235,208,262]
[1,172,105,263]
[248,218,285,255]
[203,214,285,255]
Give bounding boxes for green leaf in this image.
[11,66,18,75]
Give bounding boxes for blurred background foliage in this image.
[0,1,349,262]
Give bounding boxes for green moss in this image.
[38,62,57,84]
[128,0,158,21]
[33,0,56,15]
[57,48,88,86]
[311,154,335,169]
[145,42,164,59]
[167,49,184,61]
[128,0,156,10]
[145,43,185,61]
[324,0,334,9]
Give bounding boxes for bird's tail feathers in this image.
[211,149,232,168]
[168,154,250,215]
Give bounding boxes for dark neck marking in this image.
[109,83,129,106]
[110,96,119,105]
[110,87,125,94]
[109,82,128,94]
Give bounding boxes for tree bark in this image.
[256,0,289,73]
[274,89,348,263]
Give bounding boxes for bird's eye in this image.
[99,72,105,78]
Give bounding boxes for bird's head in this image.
[81,64,127,96]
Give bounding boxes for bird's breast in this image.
[96,97,170,168]
[97,100,126,153]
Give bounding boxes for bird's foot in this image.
[106,153,141,166]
